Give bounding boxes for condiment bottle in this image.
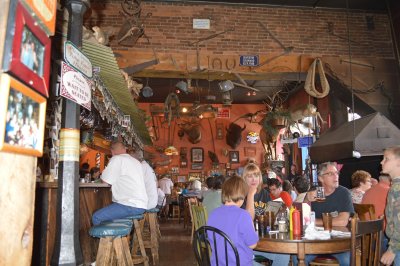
[289,206,295,232]
[292,208,301,236]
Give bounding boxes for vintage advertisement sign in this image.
[64,41,93,78]
[217,107,230,118]
[21,0,57,35]
[60,62,92,110]
[239,55,259,67]
[59,129,80,162]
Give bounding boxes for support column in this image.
[51,1,89,265]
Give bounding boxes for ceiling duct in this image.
[309,112,400,163]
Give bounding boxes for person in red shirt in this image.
[267,178,292,208]
[362,173,391,220]
[362,172,391,253]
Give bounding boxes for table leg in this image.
[297,242,306,266]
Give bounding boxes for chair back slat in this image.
[354,203,376,221]
[193,226,240,266]
[191,205,208,231]
[350,216,384,266]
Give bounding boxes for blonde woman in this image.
[241,163,290,266]
[241,163,270,220]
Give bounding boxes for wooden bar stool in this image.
[142,208,160,265]
[126,214,149,266]
[89,221,133,266]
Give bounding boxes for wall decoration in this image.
[244,147,257,157]
[188,172,202,181]
[0,74,46,156]
[229,151,240,163]
[246,131,259,144]
[21,0,57,36]
[215,121,224,139]
[180,158,188,168]
[170,166,179,174]
[191,147,204,163]
[177,175,186,182]
[2,2,51,97]
[191,163,203,170]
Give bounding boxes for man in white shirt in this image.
[129,147,158,210]
[92,140,148,225]
[158,174,174,195]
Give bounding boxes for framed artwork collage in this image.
[1,0,56,156]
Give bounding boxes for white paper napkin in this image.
[303,225,331,240]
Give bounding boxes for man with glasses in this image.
[311,162,354,227]
[293,162,353,265]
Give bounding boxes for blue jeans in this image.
[292,251,350,266]
[92,202,146,225]
[395,250,400,266]
[253,250,290,266]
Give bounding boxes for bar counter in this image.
[33,181,112,265]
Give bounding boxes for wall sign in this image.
[60,62,92,111]
[217,107,230,118]
[193,19,210,29]
[64,41,93,78]
[239,55,259,67]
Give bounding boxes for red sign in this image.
[217,107,230,118]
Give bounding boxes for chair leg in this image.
[114,237,133,266]
[96,237,113,266]
[131,219,149,266]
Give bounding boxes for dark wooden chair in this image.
[354,203,376,221]
[193,225,240,266]
[350,216,384,266]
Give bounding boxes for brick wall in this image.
[87,1,394,58]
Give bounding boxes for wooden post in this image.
[51,0,89,265]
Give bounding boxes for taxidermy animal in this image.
[226,122,246,149]
[289,104,326,128]
[121,70,143,101]
[178,119,202,144]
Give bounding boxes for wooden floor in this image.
[157,218,197,266]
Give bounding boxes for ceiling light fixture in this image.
[218,80,235,92]
[142,78,153,98]
[175,80,189,94]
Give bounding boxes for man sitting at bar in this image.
[92,140,148,225]
[129,147,158,210]
[294,161,354,265]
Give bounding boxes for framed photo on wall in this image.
[191,147,204,163]
[0,74,46,156]
[2,2,51,97]
[229,151,240,163]
[21,0,57,36]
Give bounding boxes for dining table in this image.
[255,226,351,266]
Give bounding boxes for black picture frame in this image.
[229,151,240,164]
[191,147,204,163]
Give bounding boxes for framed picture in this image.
[229,151,240,164]
[0,74,46,156]
[244,147,257,157]
[191,147,204,163]
[21,0,57,36]
[180,158,188,168]
[191,163,203,170]
[188,172,201,181]
[177,175,186,182]
[2,2,51,97]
